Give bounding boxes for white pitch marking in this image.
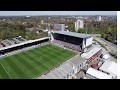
[0,63,12,79]
[24,51,51,69]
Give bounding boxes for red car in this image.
[91,64,98,69]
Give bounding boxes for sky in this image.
[0,11,117,16]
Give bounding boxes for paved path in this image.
[94,37,117,52]
[94,43,117,63]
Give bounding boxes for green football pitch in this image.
[0,44,77,79]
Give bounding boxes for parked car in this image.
[100,53,110,61]
[91,64,98,69]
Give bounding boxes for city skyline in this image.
[0,11,117,16]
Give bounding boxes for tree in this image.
[77,28,86,33]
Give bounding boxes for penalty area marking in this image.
[4,67,10,73]
[0,63,12,79]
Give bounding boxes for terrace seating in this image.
[52,39,81,52]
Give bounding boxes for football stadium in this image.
[0,31,93,79]
[0,44,76,79]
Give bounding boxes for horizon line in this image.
[0,15,117,16]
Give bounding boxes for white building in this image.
[26,16,30,18]
[99,61,117,78]
[54,24,65,31]
[97,16,102,21]
[41,20,44,24]
[81,47,102,63]
[75,19,84,31]
[86,68,112,79]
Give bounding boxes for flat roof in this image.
[52,69,64,79]
[62,65,71,73]
[53,31,92,39]
[47,73,58,79]
[39,54,86,79]
[99,61,117,76]
[57,68,66,77]
[86,68,112,79]
[81,47,102,59]
[0,37,50,51]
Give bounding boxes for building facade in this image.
[54,24,65,31]
[97,16,102,21]
[41,20,44,24]
[75,19,84,31]
[81,47,102,64]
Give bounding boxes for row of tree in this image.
[0,21,48,40]
[0,23,26,40]
[77,20,117,43]
[59,19,117,43]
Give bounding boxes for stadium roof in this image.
[0,37,50,51]
[39,55,86,79]
[53,31,92,39]
[99,61,117,78]
[86,68,112,79]
[81,47,102,59]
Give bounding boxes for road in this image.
[101,45,117,63]
[94,37,117,53]
[94,42,117,63]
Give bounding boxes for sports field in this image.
[0,44,77,79]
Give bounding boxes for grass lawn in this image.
[0,44,77,79]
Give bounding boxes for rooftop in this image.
[86,68,112,79]
[53,31,92,39]
[99,61,117,77]
[81,47,102,59]
[39,55,86,79]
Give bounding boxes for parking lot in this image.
[0,36,27,48]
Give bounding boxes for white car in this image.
[100,53,110,61]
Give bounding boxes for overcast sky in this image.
[0,11,117,16]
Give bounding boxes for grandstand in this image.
[0,31,94,79]
[0,31,93,55]
[39,54,86,79]
[0,37,50,56]
[0,44,76,79]
[51,31,93,52]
